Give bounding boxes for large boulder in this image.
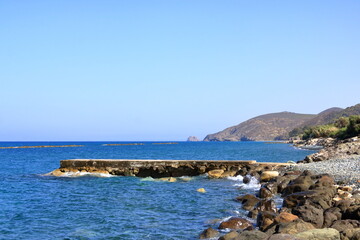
[323,207,342,227]
[236,194,261,211]
[282,176,314,196]
[260,171,279,182]
[218,217,253,230]
[257,211,277,231]
[256,199,277,213]
[199,227,219,239]
[283,191,319,208]
[330,220,360,233]
[274,212,299,224]
[292,204,324,228]
[341,228,360,240]
[207,169,224,178]
[294,228,340,240]
[259,186,274,199]
[276,219,315,235]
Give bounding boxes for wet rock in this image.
[260,171,279,182]
[243,175,251,184]
[294,228,340,240]
[247,209,259,219]
[199,227,219,239]
[208,169,225,178]
[276,219,315,235]
[257,211,277,231]
[218,231,239,240]
[292,204,324,228]
[221,171,237,178]
[259,187,274,199]
[46,168,66,177]
[274,212,299,224]
[197,188,206,193]
[218,217,252,230]
[236,230,268,240]
[236,194,261,211]
[256,199,277,213]
[330,220,360,233]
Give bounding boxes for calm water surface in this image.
[0,142,315,240]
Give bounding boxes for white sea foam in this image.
[59,171,114,178]
[230,175,261,190]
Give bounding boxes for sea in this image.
[0,141,316,240]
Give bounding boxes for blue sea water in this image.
[0,141,315,240]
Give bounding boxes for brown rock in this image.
[199,227,219,239]
[218,231,239,240]
[259,187,274,199]
[275,212,299,224]
[341,228,360,240]
[283,191,319,208]
[236,194,261,211]
[330,220,360,233]
[208,169,224,178]
[292,204,324,228]
[256,199,277,213]
[218,217,252,230]
[260,171,279,182]
[257,211,277,231]
[323,207,342,227]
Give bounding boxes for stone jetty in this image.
[46,159,293,178]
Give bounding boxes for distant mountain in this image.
[203,112,316,141]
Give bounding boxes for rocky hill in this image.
[203,112,316,141]
[300,104,360,128]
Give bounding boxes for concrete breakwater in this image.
[46,159,293,178]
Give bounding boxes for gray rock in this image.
[294,228,340,240]
[235,230,268,240]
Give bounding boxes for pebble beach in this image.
[288,155,360,189]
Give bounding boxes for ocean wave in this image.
[229,175,261,190]
[44,171,114,178]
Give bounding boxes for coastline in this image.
[198,138,360,240]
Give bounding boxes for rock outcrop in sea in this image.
[187,136,200,142]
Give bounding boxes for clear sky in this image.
[1,1,359,141]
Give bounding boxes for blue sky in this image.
[1,1,359,141]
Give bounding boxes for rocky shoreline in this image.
[198,138,360,240]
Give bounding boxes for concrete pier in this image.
[47,159,293,178]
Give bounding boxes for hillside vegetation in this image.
[301,115,360,140]
[290,104,360,138]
